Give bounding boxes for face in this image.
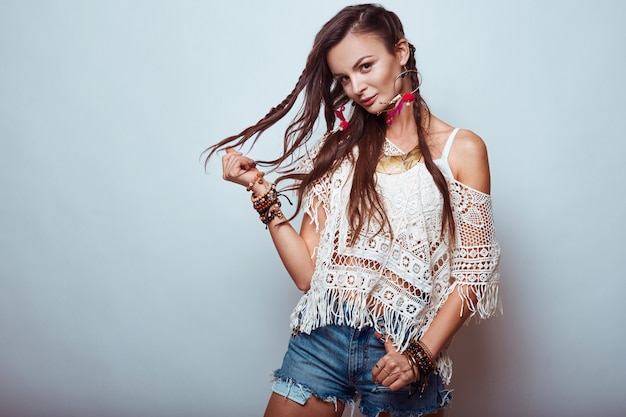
[326,32,409,114]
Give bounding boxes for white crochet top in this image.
[292,129,501,383]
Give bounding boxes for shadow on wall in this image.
[443,232,532,417]
[341,316,518,417]
[341,226,529,417]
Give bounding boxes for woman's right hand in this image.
[221,147,259,188]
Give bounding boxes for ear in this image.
[395,39,410,66]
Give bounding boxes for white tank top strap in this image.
[433,127,460,180]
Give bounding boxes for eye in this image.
[360,62,372,72]
[338,75,350,85]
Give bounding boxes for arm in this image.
[260,182,323,291]
[420,129,496,356]
[373,130,500,390]
[221,148,322,291]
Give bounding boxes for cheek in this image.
[331,79,352,99]
[337,83,359,102]
[343,87,357,100]
[380,69,400,92]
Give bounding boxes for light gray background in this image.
[1,1,625,416]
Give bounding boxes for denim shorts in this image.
[271,325,452,417]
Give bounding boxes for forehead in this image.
[326,32,390,72]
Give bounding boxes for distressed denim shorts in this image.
[271,324,452,417]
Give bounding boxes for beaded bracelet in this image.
[407,341,435,374]
[417,341,434,367]
[246,171,265,192]
[251,182,277,204]
[261,204,284,225]
[258,200,281,223]
[404,340,436,398]
[250,182,291,227]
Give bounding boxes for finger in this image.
[388,377,408,391]
[225,147,241,155]
[222,155,256,177]
[374,331,388,344]
[223,162,248,182]
[378,370,402,388]
[221,151,244,166]
[223,153,256,171]
[372,362,398,385]
[379,367,411,390]
[240,157,257,170]
[383,338,396,354]
[372,362,384,381]
[222,157,242,176]
[221,153,237,172]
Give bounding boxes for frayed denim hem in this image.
[360,387,453,417]
[270,370,356,412]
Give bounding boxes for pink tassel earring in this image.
[385,92,415,126]
[379,68,420,126]
[334,105,349,131]
[325,105,349,137]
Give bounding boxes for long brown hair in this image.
[204,4,455,242]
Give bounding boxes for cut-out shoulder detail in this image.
[447,129,490,194]
[433,128,459,179]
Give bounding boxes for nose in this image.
[350,75,366,96]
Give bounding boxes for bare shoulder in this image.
[452,129,488,158]
[448,129,491,194]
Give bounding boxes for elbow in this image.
[294,274,312,292]
[291,266,314,292]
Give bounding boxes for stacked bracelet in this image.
[261,203,284,225]
[403,351,419,383]
[251,183,277,209]
[404,340,436,398]
[250,182,289,227]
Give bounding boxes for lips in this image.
[360,94,377,107]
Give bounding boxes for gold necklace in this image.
[376,139,423,174]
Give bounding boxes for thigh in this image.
[273,326,354,402]
[263,392,345,417]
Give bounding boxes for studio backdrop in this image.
[1,1,625,416]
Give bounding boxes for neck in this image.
[385,104,429,151]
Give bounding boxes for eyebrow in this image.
[332,55,374,77]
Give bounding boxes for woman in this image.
[206,4,500,417]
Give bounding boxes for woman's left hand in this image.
[371,332,417,391]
